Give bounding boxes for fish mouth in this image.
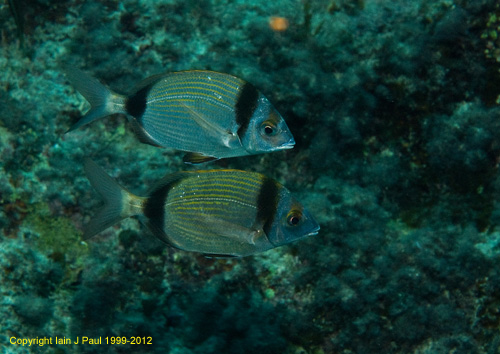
[305,227,320,237]
[306,231,319,237]
[278,139,295,150]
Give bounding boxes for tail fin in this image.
[83,159,143,239]
[65,68,126,132]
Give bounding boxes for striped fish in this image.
[83,159,319,257]
[65,68,295,163]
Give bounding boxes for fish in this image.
[65,68,295,164]
[83,159,319,257]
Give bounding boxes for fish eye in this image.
[261,122,277,136]
[287,210,302,226]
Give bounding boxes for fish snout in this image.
[305,230,319,237]
[279,137,296,150]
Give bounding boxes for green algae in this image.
[23,204,89,290]
[25,203,88,263]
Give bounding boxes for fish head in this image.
[266,190,320,247]
[241,96,295,154]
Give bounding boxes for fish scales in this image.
[166,176,262,203]
[152,73,241,106]
[66,68,295,163]
[159,171,276,254]
[141,72,243,153]
[165,172,264,218]
[148,78,239,113]
[145,74,236,113]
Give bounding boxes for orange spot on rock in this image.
[269,16,289,32]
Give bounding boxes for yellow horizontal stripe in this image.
[150,90,235,107]
[174,208,232,214]
[171,196,254,209]
[171,220,232,244]
[171,222,209,240]
[147,97,196,104]
[169,71,243,88]
[175,171,266,188]
[188,169,261,176]
[183,173,264,185]
[174,210,245,220]
[151,91,234,106]
[149,103,228,112]
[170,185,259,199]
[148,99,232,118]
[156,79,239,94]
[167,197,256,209]
[172,205,252,215]
[145,111,203,123]
[170,222,238,248]
[174,193,254,204]
[174,212,242,223]
[174,183,258,195]
[149,100,233,113]
[158,81,240,99]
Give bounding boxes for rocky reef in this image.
[1,0,500,353]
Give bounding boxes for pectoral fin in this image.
[199,215,264,245]
[180,101,238,148]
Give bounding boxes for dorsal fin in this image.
[130,72,169,93]
[149,172,187,195]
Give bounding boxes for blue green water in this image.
[1,0,500,353]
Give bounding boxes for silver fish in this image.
[83,159,319,257]
[66,69,295,163]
